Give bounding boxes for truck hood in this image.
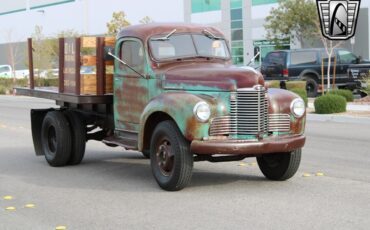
[160,63,264,91]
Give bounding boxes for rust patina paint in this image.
[114,23,306,153]
[267,88,305,135]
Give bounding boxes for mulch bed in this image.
[354,96,370,104]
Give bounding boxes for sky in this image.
[0,0,185,43]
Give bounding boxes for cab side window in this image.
[120,40,144,74]
[337,50,357,64]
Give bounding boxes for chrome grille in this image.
[230,86,268,136]
[209,116,235,136]
[268,114,291,132]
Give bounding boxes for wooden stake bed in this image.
[16,36,115,106]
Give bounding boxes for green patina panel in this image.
[191,0,221,13]
[252,0,277,6]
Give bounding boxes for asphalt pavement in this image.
[0,95,370,230]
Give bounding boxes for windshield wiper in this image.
[151,29,177,41]
[202,29,223,40]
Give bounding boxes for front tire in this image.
[257,149,301,181]
[41,111,72,167]
[150,120,193,191]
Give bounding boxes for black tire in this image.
[142,150,150,159]
[150,120,193,191]
[64,111,86,165]
[41,111,72,167]
[306,78,318,98]
[257,149,301,181]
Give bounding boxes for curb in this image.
[307,113,370,125]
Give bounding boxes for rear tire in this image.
[150,120,193,191]
[41,111,72,167]
[306,78,318,98]
[64,111,86,165]
[257,149,301,181]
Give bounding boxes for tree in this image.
[264,0,318,47]
[4,29,21,95]
[315,25,343,93]
[31,26,55,79]
[140,16,154,24]
[106,11,131,35]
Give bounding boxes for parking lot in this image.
[1,95,370,230]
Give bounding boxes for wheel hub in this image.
[156,140,174,176]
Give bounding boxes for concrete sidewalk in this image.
[307,99,370,124]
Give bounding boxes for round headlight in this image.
[290,98,305,118]
[193,101,211,122]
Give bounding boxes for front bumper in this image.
[190,135,305,156]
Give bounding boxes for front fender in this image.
[268,88,306,135]
[139,92,212,150]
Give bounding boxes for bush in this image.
[314,94,347,114]
[327,89,353,102]
[267,80,280,89]
[286,81,306,90]
[0,85,6,95]
[267,80,306,90]
[290,88,308,107]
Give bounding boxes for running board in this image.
[102,130,138,150]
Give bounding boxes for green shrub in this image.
[290,88,308,107]
[314,94,347,114]
[286,81,306,90]
[0,85,6,95]
[267,80,280,88]
[267,80,306,90]
[327,89,353,102]
[36,78,58,87]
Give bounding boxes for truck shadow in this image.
[8,148,267,192]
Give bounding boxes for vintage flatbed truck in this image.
[17,23,306,191]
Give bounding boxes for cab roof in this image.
[117,23,225,41]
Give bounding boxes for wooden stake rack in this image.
[28,36,115,96]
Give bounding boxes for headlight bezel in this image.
[290,98,305,118]
[193,101,211,122]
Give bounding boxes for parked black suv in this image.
[261,48,369,97]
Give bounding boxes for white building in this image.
[184,0,370,66]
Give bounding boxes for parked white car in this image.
[0,65,12,78]
[0,65,30,79]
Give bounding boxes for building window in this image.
[191,0,221,13]
[231,29,243,41]
[231,8,243,20]
[231,20,243,29]
[230,1,244,65]
[253,39,290,65]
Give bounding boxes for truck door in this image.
[114,38,148,132]
[336,49,357,85]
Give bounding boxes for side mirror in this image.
[104,47,115,61]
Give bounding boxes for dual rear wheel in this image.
[41,110,86,167]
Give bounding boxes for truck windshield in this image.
[149,34,230,61]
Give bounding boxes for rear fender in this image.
[31,109,54,156]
